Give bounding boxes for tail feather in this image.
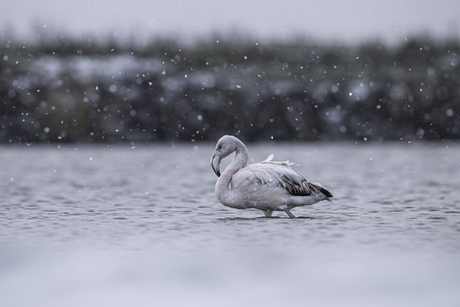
[310,182,333,200]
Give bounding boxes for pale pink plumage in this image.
[211,135,333,218]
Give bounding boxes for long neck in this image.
[215,142,248,205]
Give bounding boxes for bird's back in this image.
[231,160,332,207]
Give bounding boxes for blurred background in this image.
[1,0,459,144]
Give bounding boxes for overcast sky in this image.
[1,0,459,44]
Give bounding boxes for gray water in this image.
[1,142,459,306]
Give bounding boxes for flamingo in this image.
[210,135,333,218]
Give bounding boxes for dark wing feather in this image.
[278,173,312,196]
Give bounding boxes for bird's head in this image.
[210,135,240,177]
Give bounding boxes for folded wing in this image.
[243,155,333,199]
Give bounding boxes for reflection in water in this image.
[216,216,317,222]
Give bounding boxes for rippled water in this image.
[1,142,460,306]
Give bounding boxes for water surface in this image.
[1,142,459,306]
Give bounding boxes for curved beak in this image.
[211,152,221,177]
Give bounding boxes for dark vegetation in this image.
[1,30,459,143]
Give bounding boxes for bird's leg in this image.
[283,208,296,218]
[263,210,273,218]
